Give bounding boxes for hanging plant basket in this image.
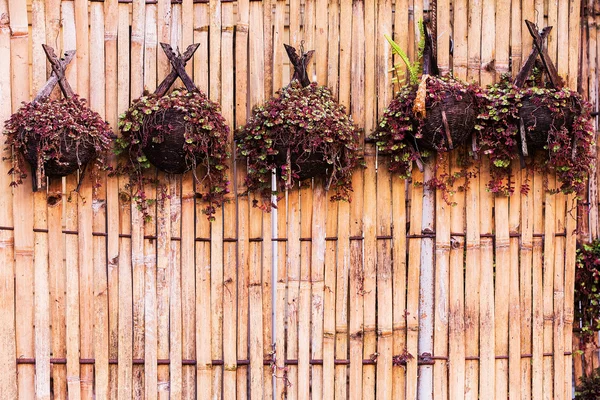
[372,23,481,179]
[115,43,230,220]
[236,44,361,210]
[476,20,595,196]
[2,46,113,190]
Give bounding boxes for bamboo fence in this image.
[0,0,594,398]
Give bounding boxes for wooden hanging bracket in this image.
[155,43,200,97]
[514,21,561,89]
[33,45,76,103]
[284,43,314,88]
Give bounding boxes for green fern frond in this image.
[384,34,420,85]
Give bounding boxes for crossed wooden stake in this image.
[31,45,76,191]
[284,43,314,88]
[155,43,200,96]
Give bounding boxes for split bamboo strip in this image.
[314,0,327,83]
[376,153,394,400]
[363,0,375,136]
[542,176,557,400]
[181,174,197,399]
[507,160,523,400]
[171,4,182,51]
[453,0,468,79]
[412,0,423,63]
[309,180,326,400]
[0,3,16,391]
[9,0,34,397]
[466,0,482,82]
[521,0,535,70]
[221,3,237,399]
[335,200,351,400]
[531,161,544,400]
[287,188,301,400]
[298,185,313,400]
[90,4,109,398]
[143,6,158,400]
[236,157,250,400]
[235,0,249,392]
[564,195,578,398]
[62,4,83,399]
[569,0,582,90]
[31,3,50,399]
[194,1,209,94]
[248,3,265,396]
[104,0,120,396]
[275,188,288,400]
[322,198,338,400]
[448,151,465,400]
[494,2,511,397]
[464,162,481,400]
[263,0,273,97]
[272,0,285,92]
[261,189,273,400]
[338,0,352,108]
[433,155,450,400]
[326,0,339,96]
[157,0,171,81]
[405,168,423,400]
[553,190,566,399]
[156,176,172,400]
[130,1,147,398]
[117,5,133,398]
[289,0,299,48]
[519,169,533,399]
[209,0,221,102]
[479,1,496,397]
[349,172,367,400]
[182,0,193,77]
[350,4,366,398]
[587,1,599,239]
[391,4,409,399]
[192,27,209,397]
[511,0,523,76]
[548,1,559,63]
[169,175,183,400]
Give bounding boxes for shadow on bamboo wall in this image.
[0,0,592,399]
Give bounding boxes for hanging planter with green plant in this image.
[372,22,481,178]
[236,43,361,210]
[475,20,595,196]
[115,43,230,220]
[3,45,114,191]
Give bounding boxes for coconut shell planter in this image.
[475,20,595,197]
[115,43,230,221]
[236,45,361,211]
[3,46,113,191]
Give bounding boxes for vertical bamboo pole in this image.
[338,0,352,107]
[117,4,133,398]
[350,2,366,398]
[221,3,237,399]
[314,0,327,84]
[548,1,558,64]
[263,0,273,97]
[90,3,109,398]
[376,155,394,400]
[335,200,350,400]
[249,2,265,396]
[298,185,313,400]
[522,0,535,68]
[542,175,556,400]
[587,1,599,239]
[531,159,544,400]
[0,2,16,395]
[520,166,534,400]
[156,184,171,400]
[466,0,482,82]
[322,199,338,400]
[287,188,300,400]
[9,0,34,397]
[272,0,285,92]
[326,0,339,97]
[130,1,146,398]
[453,0,468,79]
[392,4,408,399]
[235,0,249,394]
[194,1,208,93]
[169,175,183,400]
[406,168,423,400]
[31,3,51,399]
[104,0,120,395]
[261,182,273,399]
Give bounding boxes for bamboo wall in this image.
[0,0,590,399]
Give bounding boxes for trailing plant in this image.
[575,366,600,399]
[475,74,595,197]
[575,240,600,343]
[115,89,230,221]
[3,95,114,187]
[237,80,361,210]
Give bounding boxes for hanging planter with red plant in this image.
[3,45,114,191]
[476,20,594,196]
[236,43,361,210]
[115,43,230,220]
[372,22,482,178]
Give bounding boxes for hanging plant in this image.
[237,44,361,210]
[574,240,600,343]
[475,21,595,197]
[114,43,230,221]
[3,46,114,190]
[373,22,481,179]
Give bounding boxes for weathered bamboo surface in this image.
[0,0,590,398]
